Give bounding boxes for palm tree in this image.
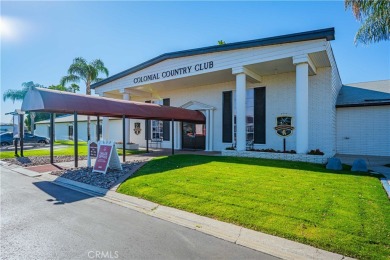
[345,0,390,44]
[60,57,109,140]
[3,81,43,134]
[69,83,80,93]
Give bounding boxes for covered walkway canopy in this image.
[21,87,205,123]
[21,87,205,167]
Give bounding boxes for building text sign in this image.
[133,61,214,84]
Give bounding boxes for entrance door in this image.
[182,122,206,150]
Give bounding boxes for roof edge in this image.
[336,102,390,108]
[92,27,335,89]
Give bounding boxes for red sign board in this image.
[93,144,113,174]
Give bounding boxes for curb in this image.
[41,174,354,260]
[8,167,42,177]
[380,178,390,198]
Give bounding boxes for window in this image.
[233,89,254,143]
[152,120,163,140]
[145,98,170,141]
[96,123,102,139]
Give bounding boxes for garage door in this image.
[336,106,390,156]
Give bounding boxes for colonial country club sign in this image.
[133,61,214,84]
[274,116,294,137]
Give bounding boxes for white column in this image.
[205,110,210,151]
[209,109,214,151]
[123,93,131,144]
[175,121,181,149]
[235,72,247,151]
[293,55,309,154]
[100,93,110,140]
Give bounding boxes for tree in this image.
[60,57,109,140]
[48,84,69,92]
[218,40,226,45]
[3,81,43,134]
[48,83,79,93]
[345,0,390,44]
[69,83,80,93]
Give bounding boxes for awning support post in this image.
[122,115,126,162]
[97,116,100,141]
[74,112,78,168]
[19,114,24,157]
[50,113,54,164]
[146,120,149,153]
[171,119,174,155]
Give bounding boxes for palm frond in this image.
[92,78,105,83]
[3,89,27,103]
[345,0,390,44]
[60,75,80,86]
[91,59,109,77]
[73,57,87,65]
[355,13,390,44]
[68,62,88,81]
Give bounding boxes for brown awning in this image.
[21,87,205,123]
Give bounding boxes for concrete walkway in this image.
[335,153,390,197]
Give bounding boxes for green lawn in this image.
[0,141,144,159]
[117,155,390,260]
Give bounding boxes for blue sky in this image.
[1,1,389,123]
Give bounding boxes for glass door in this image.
[182,122,206,150]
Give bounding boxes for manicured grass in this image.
[0,141,144,159]
[117,155,390,259]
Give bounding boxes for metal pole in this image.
[283,138,286,153]
[146,120,149,153]
[74,112,78,168]
[122,115,126,162]
[50,113,54,164]
[14,138,18,156]
[97,116,100,141]
[171,119,174,155]
[19,114,24,157]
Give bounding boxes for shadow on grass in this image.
[127,154,383,180]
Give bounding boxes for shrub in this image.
[308,149,324,155]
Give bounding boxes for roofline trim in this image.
[336,102,390,108]
[92,27,335,89]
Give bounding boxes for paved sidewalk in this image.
[335,153,390,167]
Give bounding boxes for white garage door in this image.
[336,106,390,156]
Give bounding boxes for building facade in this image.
[36,28,389,158]
[91,28,341,157]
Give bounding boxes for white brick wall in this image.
[337,106,390,156]
[327,42,342,157]
[125,68,335,154]
[222,150,328,164]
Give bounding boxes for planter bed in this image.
[222,150,328,164]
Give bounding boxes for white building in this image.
[36,28,389,158]
[36,115,96,141]
[336,80,390,156]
